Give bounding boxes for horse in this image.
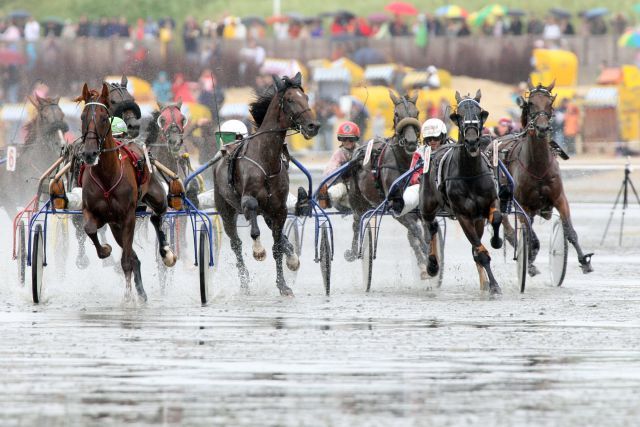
[419,90,504,295]
[345,91,429,278]
[75,83,175,302]
[213,72,319,296]
[493,81,593,276]
[0,95,69,213]
[107,75,142,138]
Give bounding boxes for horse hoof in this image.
[99,244,112,259]
[490,285,502,296]
[76,255,90,270]
[528,264,540,277]
[491,236,503,249]
[427,256,439,277]
[580,263,594,274]
[278,285,294,297]
[162,247,177,267]
[137,291,148,304]
[253,248,267,261]
[286,253,300,271]
[123,290,133,304]
[344,249,357,262]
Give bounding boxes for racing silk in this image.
[323,146,355,178]
[409,151,422,185]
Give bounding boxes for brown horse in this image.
[345,91,428,277]
[213,73,319,296]
[420,90,504,295]
[76,83,175,302]
[0,95,69,212]
[495,81,593,275]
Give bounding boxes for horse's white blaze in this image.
[252,238,266,261]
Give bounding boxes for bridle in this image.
[524,88,555,135]
[392,97,420,150]
[455,98,485,143]
[278,86,311,134]
[155,105,188,154]
[81,101,119,155]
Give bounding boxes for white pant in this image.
[398,184,420,216]
[328,182,349,208]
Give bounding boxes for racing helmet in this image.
[110,117,128,136]
[421,118,447,140]
[337,121,360,142]
[220,119,249,138]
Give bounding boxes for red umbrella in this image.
[0,49,26,66]
[368,12,390,24]
[266,15,289,25]
[384,1,418,16]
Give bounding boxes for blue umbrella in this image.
[584,7,608,19]
[8,9,30,19]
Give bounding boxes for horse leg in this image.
[489,204,503,249]
[269,215,293,297]
[83,211,111,259]
[344,211,360,262]
[458,216,501,295]
[143,177,176,267]
[242,195,266,261]
[396,213,429,280]
[501,215,516,247]
[265,216,299,271]
[528,225,541,277]
[110,220,146,303]
[555,193,593,273]
[219,202,250,289]
[424,219,441,277]
[73,215,90,269]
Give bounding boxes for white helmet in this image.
[220,119,248,137]
[421,118,447,139]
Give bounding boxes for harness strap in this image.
[89,157,125,200]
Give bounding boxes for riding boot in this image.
[294,187,310,217]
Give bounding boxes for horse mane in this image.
[144,111,161,145]
[249,85,276,129]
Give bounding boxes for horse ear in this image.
[454,91,462,104]
[157,101,165,110]
[516,96,526,108]
[292,72,302,86]
[272,74,284,91]
[548,79,556,92]
[176,98,182,109]
[527,78,535,91]
[409,91,419,104]
[121,75,128,87]
[388,90,399,105]
[27,95,38,108]
[474,89,482,102]
[52,96,60,105]
[100,83,110,102]
[82,83,90,101]
[481,110,489,122]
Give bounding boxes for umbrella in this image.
[266,15,289,25]
[468,4,507,26]
[435,5,469,19]
[584,7,608,19]
[0,49,27,66]
[41,16,65,25]
[8,9,30,19]
[286,12,305,22]
[241,16,267,26]
[335,10,356,21]
[549,8,571,19]
[507,8,527,17]
[368,12,389,24]
[385,2,419,16]
[351,47,387,67]
[618,30,640,47]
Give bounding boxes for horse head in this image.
[525,79,556,140]
[107,75,141,138]
[157,99,187,153]
[450,90,488,158]
[28,94,69,136]
[389,90,420,155]
[76,83,112,166]
[272,72,320,139]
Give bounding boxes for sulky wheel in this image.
[516,223,529,293]
[284,218,302,287]
[432,220,445,288]
[199,227,212,304]
[17,220,26,286]
[31,224,45,304]
[549,215,568,287]
[362,223,373,292]
[319,226,332,296]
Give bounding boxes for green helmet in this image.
[110,117,128,136]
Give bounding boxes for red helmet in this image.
[337,121,360,141]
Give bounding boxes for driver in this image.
[321,121,361,211]
[393,118,450,217]
[110,116,128,139]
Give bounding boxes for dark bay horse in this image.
[107,75,142,138]
[420,90,504,295]
[345,91,429,278]
[494,81,593,275]
[0,95,69,212]
[213,72,319,296]
[76,83,175,302]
